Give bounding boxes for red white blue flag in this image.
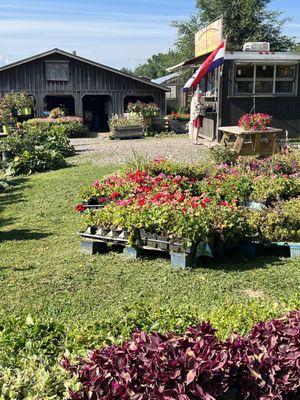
[183,40,225,91]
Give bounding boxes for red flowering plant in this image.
[238,113,272,131]
[85,193,249,247]
[79,166,201,209]
[166,112,190,121]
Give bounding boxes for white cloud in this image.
[0,0,194,68]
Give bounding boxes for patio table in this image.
[218,126,283,156]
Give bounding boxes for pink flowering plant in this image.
[127,101,159,116]
[238,113,272,131]
[76,152,300,246]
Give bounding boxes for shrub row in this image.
[63,310,300,400]
[24,117,88,138]
[1,122,75,175]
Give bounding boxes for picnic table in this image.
[218,126,283,156]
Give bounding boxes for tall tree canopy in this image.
[132,0,295,79]
[175,0,295,56]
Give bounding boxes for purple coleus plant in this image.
[62,311,300,400]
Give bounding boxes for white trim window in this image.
[166,85,177,99]
[233,63,298,96]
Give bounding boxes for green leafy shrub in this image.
[247,197,300,242]
[24,117,88,138]
[210,146,237,165]
[251,175,300,203]
[1,123,75,175]
[146,158,210,180]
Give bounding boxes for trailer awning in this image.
[166,54,208,72]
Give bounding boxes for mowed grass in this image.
[0,156,299,330]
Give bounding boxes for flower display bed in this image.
[77,153,300,267]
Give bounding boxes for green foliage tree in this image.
[134,0,295,80]
[134,51,183,79]
[175,0,295,53]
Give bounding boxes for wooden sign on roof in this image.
[195,17,223,57]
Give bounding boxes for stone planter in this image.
[111,125,144,139]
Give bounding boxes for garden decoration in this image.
[77,153,300,267]
[109,114,144,139]
[16,92,35,115]
[238,113,272,131]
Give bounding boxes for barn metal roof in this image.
[152,72,180,85]
[0,48,169,92]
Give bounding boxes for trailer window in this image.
[234,63,297,96]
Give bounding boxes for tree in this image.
[175,0,295,53]
[120,67,134,75]
[130,0,295,80]
[134,51,182,79]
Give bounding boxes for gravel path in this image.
[70,133,210,166]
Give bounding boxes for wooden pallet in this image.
[241,241,300,259]
[79,228,197,268]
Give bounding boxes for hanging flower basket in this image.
[238,113,272,131]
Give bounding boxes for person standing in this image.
[189,89,203,144]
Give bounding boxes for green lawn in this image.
[0,155,299,334]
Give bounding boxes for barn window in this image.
[234,63,297,96]
[166,86,177,99]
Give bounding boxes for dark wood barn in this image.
[0,48,168,130]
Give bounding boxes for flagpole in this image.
[216,38,227,142]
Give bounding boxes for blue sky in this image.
[0,0,299,69]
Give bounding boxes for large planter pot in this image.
[111,125,144,139]
[2,125,10,134]
[20,107,32,116]
[170,120,188,134]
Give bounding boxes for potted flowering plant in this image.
[127,101,160,118]
[49,107,65,119]
[16,92,35,115]
[0,108,14,134]
[238,113,272,131]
